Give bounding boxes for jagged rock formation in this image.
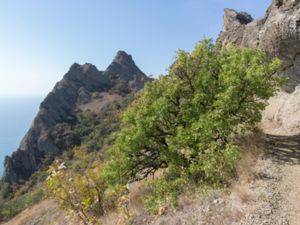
[2,51,151,184]
[218,0,300,135]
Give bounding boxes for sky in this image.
[0,0,272,97]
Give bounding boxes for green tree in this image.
[104,40,284,186]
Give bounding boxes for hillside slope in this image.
[131,134,300,225]
[2,0,300,224]
[3,133,299,225]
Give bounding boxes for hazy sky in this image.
[0,0,271,97]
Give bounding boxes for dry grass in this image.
[229,130,267,205]
[97,180,149,225]
[236,130,266,183]
[4,131,269,225]
[128,181,148,215]
[92,131,269,225]
[99,211,121,225]
[231,183,252,203]
[100,131,268,225]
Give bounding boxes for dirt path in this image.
[280,164,300,225]
[239,135,300,225]
[264,135,300,225]
[134,134,300,225]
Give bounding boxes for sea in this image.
[0,97,42,176]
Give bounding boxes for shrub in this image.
[143,176,186,214]
[103,40,284,213]
[47,161,129,225]
[48,39,285,219]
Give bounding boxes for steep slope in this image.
[3,1,300,224]
[218,0,300,135]
[1,51,151,184]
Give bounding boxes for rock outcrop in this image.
[2,51,151,184]
[218,0,300,135]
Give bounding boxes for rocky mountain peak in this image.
[81,63,97,73]
[105,51,147,84]
[113,51,135,66]
[66,63,98,78]
[223,8,253,32]
[1,52,151,184]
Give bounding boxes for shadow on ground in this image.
[264,134,300,164]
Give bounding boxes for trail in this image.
[239,134,300,225]
[135,134,300,225]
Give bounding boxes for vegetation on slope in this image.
[0,173,45,221]
[0,91,132,222]
[46,40,284,225]
[0,40,284,224]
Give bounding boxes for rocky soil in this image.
[132,134,300,225]
[237,134,300,225]
[3,133,299,225]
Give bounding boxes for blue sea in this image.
[0,97,42,176]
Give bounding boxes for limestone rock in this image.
[223,9,253,32]
[218,0,300,135]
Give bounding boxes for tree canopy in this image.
[104,40,284,186]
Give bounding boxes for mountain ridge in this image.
[1,51,151,184]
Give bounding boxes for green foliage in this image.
[143,175,187,215]
[47,160,130,225]
[0,182,12,199]
[0,170,47,222]
[74,111,119,153]
[45,39,285,220]
[47,161,102,225]
[193,142,241,185]
[110,80,131,96]
[104,40,284,213]
[30,170,49,185]
[44,96,133,223]
[51,123,80,151]
[0,185,44,222]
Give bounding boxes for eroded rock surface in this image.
[218,0,300,135]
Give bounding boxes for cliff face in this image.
[2,51,151,184]
[218,0,300,135]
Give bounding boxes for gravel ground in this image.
[135,134,300,225]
